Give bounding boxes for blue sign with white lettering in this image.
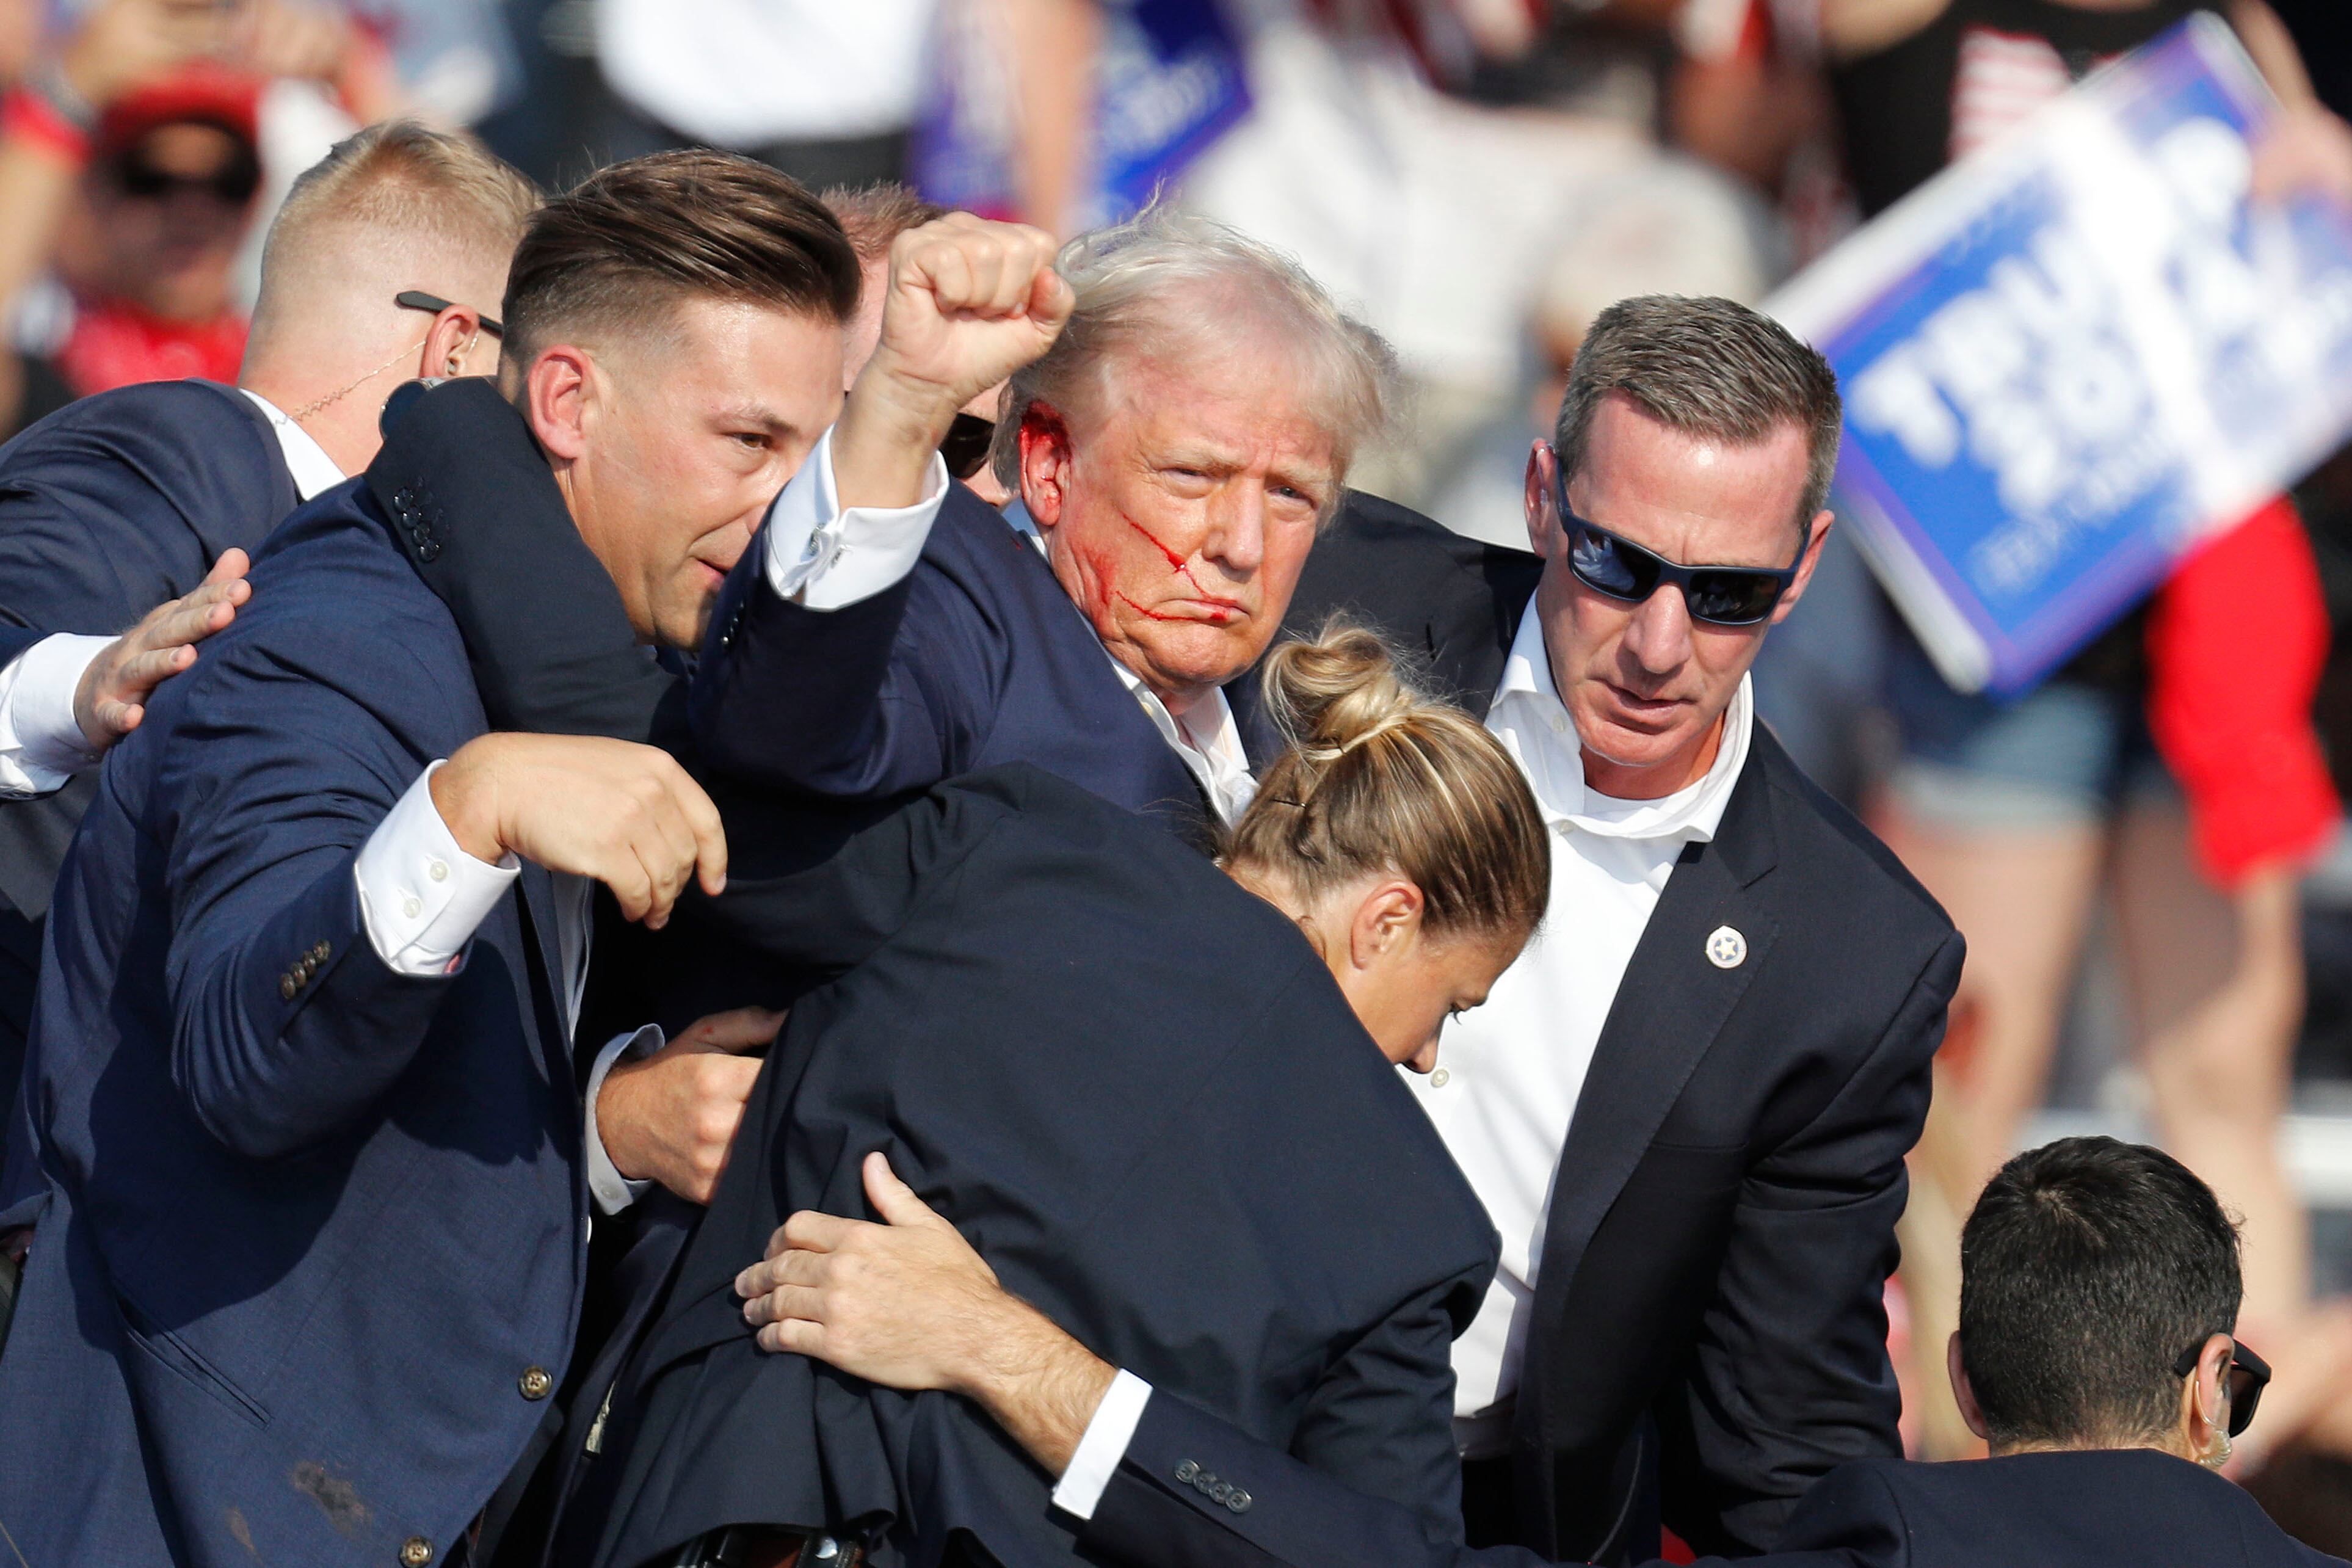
[1769,17,2352,695]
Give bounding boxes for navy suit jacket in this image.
[690,483,1219,835]
[1083,1405,2343,1568]
[0,378,295,917]
[0,483,587,1568]
[568,766,1497,1568]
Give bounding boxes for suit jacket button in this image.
[279,973,300,1000]
[519,1365,553,1400]
[311,940,332,963]
[1174,1460,1198,1484]
[399,1539,434,1567]
[1226,1489,1251,1514]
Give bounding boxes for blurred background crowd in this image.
[4,0,2351,1546]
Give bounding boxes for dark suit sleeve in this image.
[688,492,1001,797]
[1086,1392,1869,1568]
[684,774,1016,975]
[158,611,473,1160]
[0,624,43,666]
[0,385,277,638]
[1658,932,1964,1555]
[367,377,681,743]
[1084,1389,1548,1568]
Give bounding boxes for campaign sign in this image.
[913,0,1249,231]
[1768,16,2352,695]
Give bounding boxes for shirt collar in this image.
[241,390,347,501]
[1003,497,1257,824]
[1487,598,1751,843]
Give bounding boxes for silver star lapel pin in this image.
[1705,925,1748,970]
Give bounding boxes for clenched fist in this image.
[429,733,726,928]
[833,214,1074,511]
[599,1005,783,1203]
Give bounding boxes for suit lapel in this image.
[1522,757,1780,1429]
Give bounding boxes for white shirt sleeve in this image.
[583,1023,662,1215]
[1050,1369,1156,1520]
[761,426,949,610]
[352,760,520,976]
[0,633,113,797]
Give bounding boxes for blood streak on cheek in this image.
[1125,518,1241,611]
[1114,592,1180,623]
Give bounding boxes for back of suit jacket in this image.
[0,488,587,1568]
[572,767,1500,1568]
[0,379,295,1117]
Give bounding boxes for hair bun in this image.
[1260,618,1423,761]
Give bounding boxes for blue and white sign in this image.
[1768,16,2352,695]
[913,0,1250,231]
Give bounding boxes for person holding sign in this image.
[1821,0,2352,1459]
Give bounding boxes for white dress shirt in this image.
[1050,600,1757,1511]
[0,391,343,797]
[1410,600,1751,1457]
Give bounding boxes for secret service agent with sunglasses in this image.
[769,1136,2332,1568]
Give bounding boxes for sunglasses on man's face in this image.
[114,154,262,206]
[2174,1337,2271,1438]
[1555,471,1804,627]
[939,412,996,482]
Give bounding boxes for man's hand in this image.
[738,1152,1115,1476]
[428,733,726,927]
[833,214,1073,510]
[72,548,251,752]
[598,1005,783,1203]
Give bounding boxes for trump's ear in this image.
[1017,402,1076,528]
[522,345,595,463]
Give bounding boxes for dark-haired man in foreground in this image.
[0,150,1062,1568]
[751,1136,2340,1568]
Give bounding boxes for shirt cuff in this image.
[1051,1370,1155,1520]
[760,426,948,610]
[352,760,520,976]
[583,1024,662,1215]
[0,632,112,796]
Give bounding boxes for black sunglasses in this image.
[1556,470,1804,627]
[2173,1336,2271,1438]
[115,153,261,206]
[940,412,995,482]
[396,290,504,340]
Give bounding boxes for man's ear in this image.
[416,305,492,382]
[523,346,594,463]
[1018,403,1076,528]
[1768,509,1836,626]
[1523,440,1563,558]
[1348,879,1425,971]
[1947,1332,1993,1443]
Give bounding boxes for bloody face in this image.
[1021,348,1338,712]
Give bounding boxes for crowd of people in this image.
[1,1,2351,1567]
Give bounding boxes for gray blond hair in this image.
[1553,295,1842,541]
[989,206,1397,507]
